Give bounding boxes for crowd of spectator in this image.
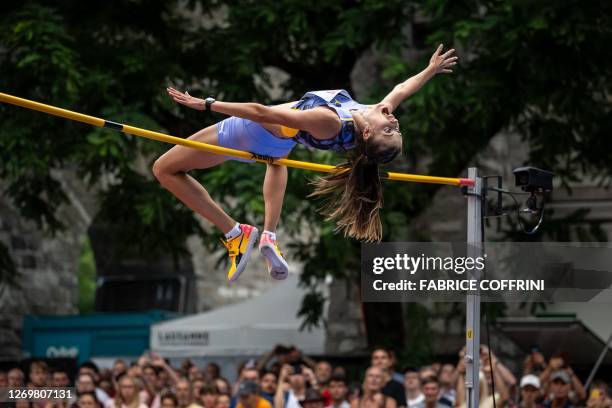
[0,345,610,408]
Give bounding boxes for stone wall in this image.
[0,168,93,360]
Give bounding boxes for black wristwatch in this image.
[204,97,216,111]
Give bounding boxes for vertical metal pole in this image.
[465,167,482,408]
[584,332,612,390]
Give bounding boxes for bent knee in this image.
[152,157,177,183]
[152,158,164,179]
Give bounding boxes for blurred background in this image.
[1,1,612,407]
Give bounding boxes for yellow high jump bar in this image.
[0,92,474,187]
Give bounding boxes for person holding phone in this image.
[275,364,319,408]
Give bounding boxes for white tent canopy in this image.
[150,274,326,357]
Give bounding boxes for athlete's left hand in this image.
[429,44,458,74]
[167,86,205,110]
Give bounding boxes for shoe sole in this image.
[228,228,259,282]
[260,244,289,280]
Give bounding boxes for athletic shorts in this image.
[215,116,297,163]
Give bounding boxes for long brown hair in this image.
[309,131,401,242]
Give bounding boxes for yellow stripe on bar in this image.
[0,92,474,187]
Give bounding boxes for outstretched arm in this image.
[166,87,339,138]
[381,44,457,112]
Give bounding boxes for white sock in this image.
[263,230,277,241]
[224,223,242,240]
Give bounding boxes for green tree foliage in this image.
[1,1,610,347]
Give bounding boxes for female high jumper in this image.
[153,45,457,282]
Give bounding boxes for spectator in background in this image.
[586,380,611,408]
[481,351,510,408]
[300,389,326,408]
[215,378,232,396]
[76,373,102,402]
[480,346,516,391]
[437,364,456,407]
[52,369,71,388]
[515,374,543,408]
[430,365,441,377]
[314,362,332,407]
[403,369,423,408]
[99,377,114,402]
[133,352,180,406]
[351,367,396,408]
[543,371,574,408]
[113,361,128,380]
[78,391,102,408]
[176,378,203,408]
[193,378,207,401]
[140,364,161,406]
[105,374,147,408]
[142,365,158,391]
[189,366,201,382]
[76,373,96,393]
[258,346,316,375]
[455,346,509,408]
[237,381,272,408]
[9,367,26,387]
[332,368,346,379]
[274,364,310,408]
[205,363,221,382]
[455,373,495,408]
[327,375,349,408]
[79,362,111,405]
[315,362,332,389]
[128,362,143,378]
[181,361,195,379]
[161,391,179,408]
[81,362,102,384]
[151,353,180,387]
[217,394,231,408]
[29,360,49,388]
[539,355,585,404]
[387,351,404,385]
[200,384,220,408]
[234,363,261,396]
[418,368,435,383]
[371,348,406,408]
[523,347,547,376]
[259,346,293,373]
[413,377,447,408]
[0,370,7,387]
[158,369,172,391]
[242,366,261,384]
[260,371,278,404]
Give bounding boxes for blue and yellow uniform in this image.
[215,89,368,161]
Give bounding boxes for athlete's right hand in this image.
[167,86,205,110]
[428,44,458,74]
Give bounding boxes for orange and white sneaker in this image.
[259,233,289,280]
[221,224,259,282]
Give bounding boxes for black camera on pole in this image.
[513,167,554,193]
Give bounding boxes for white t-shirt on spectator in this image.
[440,388,456,405]
[97,388,111,405]
[285,390,303,408]
[407,393,424,407]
